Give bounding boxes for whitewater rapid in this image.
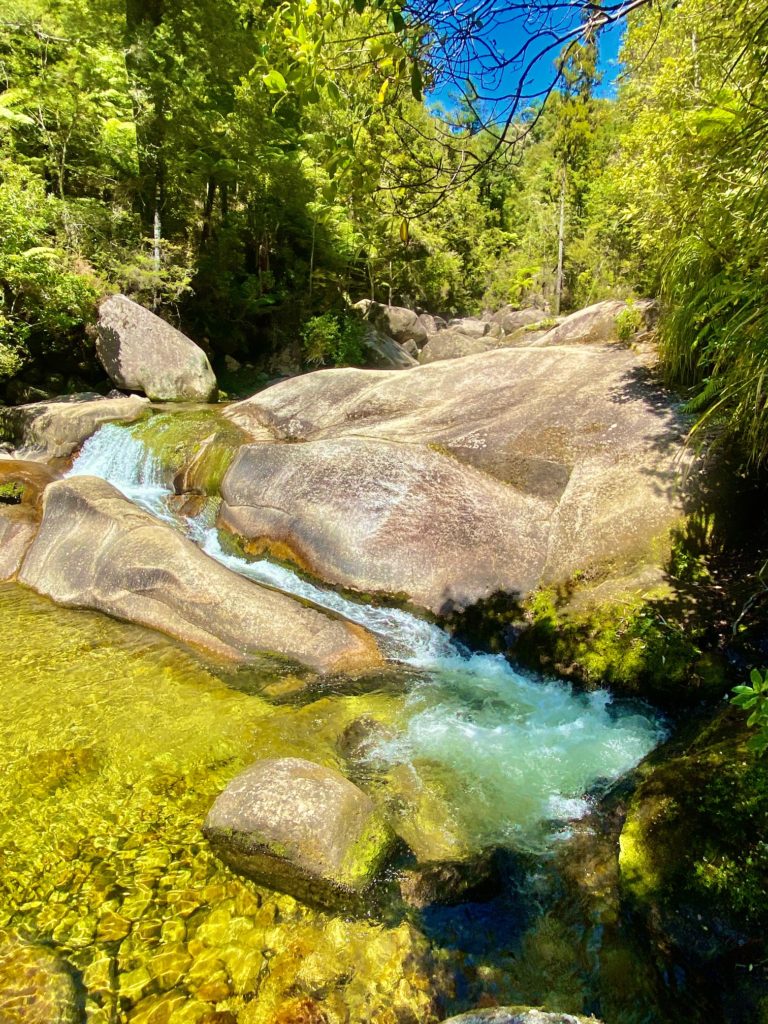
[68,420,666,848]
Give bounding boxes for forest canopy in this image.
[1,0,767,464]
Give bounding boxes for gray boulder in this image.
[203,757,393,907]
[354,299,428,348]
[419,330,500,364]
[19,476,383,674]
[417,313,447,337]
[487,305,544,334]
[0,393,149,461]
[448,317,489,339]
[361,322,418,369]
[533,299,656,348]
[97,294,218,402]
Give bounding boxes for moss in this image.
[0,481,23,504]
[619,711,768,931]
[131,410,245,492]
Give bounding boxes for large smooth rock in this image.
[534,299,656,348]
[439,1010,601,1024]
[419,330,500,364]
[18,476,382,674]
[0,393,149,460]
[361,322,418,369]
[0,505,39,580]
[447,317,489,339]
[203,757,393,906]
[0,935,80,1024]
[220,437,550,614]
[354,299,428,348]
[97,294,218,402]
[223,346,686,611]
[486,305,545,333]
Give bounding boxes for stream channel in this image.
[0,409,675,1024]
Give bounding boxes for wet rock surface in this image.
[97,294,218,402]
[204,757,394,908]
[0,505,39,580]
[18,475,383,674]
[0,393,149,460]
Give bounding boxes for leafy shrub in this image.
[732,669,768,756]
[301,311,366,367]
[615,300,644,342]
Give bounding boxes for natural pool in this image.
[0,412,670,1023]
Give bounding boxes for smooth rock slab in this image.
[224,346,687,606]
[0,936,80,1024]
[419,329,500,364]
[204,757,393,907]
[18,476,382,674]
[0,393,149,461]
[220,437,551,614]
[0,505,39,580]
[533,299,656,348]
[97,294,218,402]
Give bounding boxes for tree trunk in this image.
[554,164,567,317]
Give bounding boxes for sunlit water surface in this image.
[0,411,670,1023]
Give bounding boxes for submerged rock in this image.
[203,757,393,907]
[223,345,687,614]
[439,1009,602,1024]
[220,436,550,615]
[0,935,80,1024]
[0,393,149,461]
[18,476,383,674]
[97,294,218,402]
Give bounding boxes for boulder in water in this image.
[203,757,393,907]
[0,393,149,461]
[97,294,218,402]
[0,934,80,1024]
[18,475,383,674]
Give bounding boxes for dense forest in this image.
[1,0,766,463]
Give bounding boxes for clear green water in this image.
[0,410,672,1023]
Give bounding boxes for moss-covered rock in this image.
[618,708,768,973]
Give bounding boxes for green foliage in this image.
[615,299,643,343]
[733,670,768,756]
[301,311,366,367]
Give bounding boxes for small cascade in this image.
[66,419,666,850]
[69,422,173,521]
